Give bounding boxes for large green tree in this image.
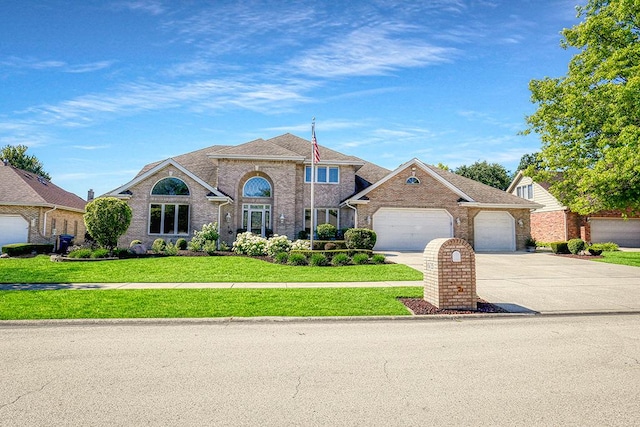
[84,197,132,251]
[454,161,512,190]
[1,144,51,180]
[523,0,640,215]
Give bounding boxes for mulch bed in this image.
[399,298,509,315]
[552,253,603,260]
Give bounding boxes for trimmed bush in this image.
[175,238,188,250]
[587,246,603,256]
[274,252,289,264]
[165,241,179,256]
[1,243,54,256]
[309,253,329,266]
[312,240,347,250]
[151,238,166,254]
[91,248,111,259]
[187,239,203,252]
[345,228,377,250]
[567,238,586,255]
[591,242,619,252]
[129,240,142,247]
[316,223,337,240]
[331,253,350,266]
[549,241,570,254]
[203,241,218,255]
[287,252,308,266]
[68,248,92,258]
[371,254,386,264]
[352,253,370,265]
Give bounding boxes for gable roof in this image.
[0,163,86,211]
[343,158,541,208]
[106,158,229,200]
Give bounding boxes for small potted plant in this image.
[525,236,537,252]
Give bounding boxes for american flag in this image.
[312,122,320,164]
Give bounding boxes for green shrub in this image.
[218,241,231,252]
[175,238,188,250]
[265,234,292,257]
[352,253,370,265]
[525,236,537,247]
[68,248,92,258]
[84,197,132,251]
[165,241,179,256]
[287,253,308,266]
[129,240,142,247]
[1,243,54,256]
[311,240,347,250]
[371,254,386,264]
[91,248,111,259]
[587,246,603,256]
[151,238,166,254]
[187,239,203,252]
[567,238,586,254]
[309,253,328,266]
[297,230,309,240]
[204,241,218,255]
[331,253,350,266]
[345,228,377,250]
[590,242,619,252]
[316,223,337,240]
[233,232,267,256]
[274,252,289,264]
[115,248,132,259]
[549,241,570,254]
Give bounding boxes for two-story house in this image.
[107,133,540,251]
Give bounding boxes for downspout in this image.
[344,200,358,228]
[217,198,232,249]
[563,209,568,241]
[43,205,57,236]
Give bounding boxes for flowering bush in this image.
[265,234,292,257]
[190,222,220,251]
[291,239,311,251]
[233,232,268,256]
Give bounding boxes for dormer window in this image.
[406,177,420,184]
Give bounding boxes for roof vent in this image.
[37,176,48,185]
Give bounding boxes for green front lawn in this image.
[0,255,422,284]
[0,287,422,319]
[595,251,640,267]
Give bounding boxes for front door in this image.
[243,204,271,236]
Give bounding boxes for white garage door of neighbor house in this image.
[0,215,29,250]
[590,218,640,248]
[474,211,515,252]
[373,208,453,251]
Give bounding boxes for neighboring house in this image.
[0,161,87,250]
[508,171,640,247]
[106,133,540,252]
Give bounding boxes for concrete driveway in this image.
[382,251,640,314]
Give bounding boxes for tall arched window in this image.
[152,177,190,195]
[243,177,271,197]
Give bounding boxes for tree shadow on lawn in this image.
[0,283,108,290]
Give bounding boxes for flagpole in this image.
[310,118,316,250]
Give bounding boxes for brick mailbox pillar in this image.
[423,238,476,310]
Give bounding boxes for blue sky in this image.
[1,0,581,198]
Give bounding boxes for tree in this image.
[454,161,512,190]
[516,152,541,173]
[84,197,132,251]
[435,162,450,171]
[1,144,51,180]
[523,0,640,215]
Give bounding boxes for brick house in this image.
[508,171,640,247]
[0,161,87,250]
[106,133,539,251]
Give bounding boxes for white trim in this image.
[343,158,474,204]
[506,170,524,193]
[460,202,542,209]
[106,158,229,199]
[305,165,340,184]
[0,201,85,213]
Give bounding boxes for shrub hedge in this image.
[1,243,54,257]
[549,241,570,254]
[567,238,586,255]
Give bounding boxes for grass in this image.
[595,251,640,267]
[0,255,422,283]
[0,287,422,320]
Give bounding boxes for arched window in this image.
[406,176,420,184]
[152,177,190,195]
[243,177,271,197]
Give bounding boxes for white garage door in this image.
[373,208,452,251]
[590,219,640,247]
[474,211,515,252]
[0,215,29,250]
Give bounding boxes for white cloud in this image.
[115,0,165,15]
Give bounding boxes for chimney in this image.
[87,189,95,201]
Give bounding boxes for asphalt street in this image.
[2,314,640,426]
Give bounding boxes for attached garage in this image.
[0,214,29,250]
[590,218,640,247]
[373,208,453,251]
[474,211,515,252]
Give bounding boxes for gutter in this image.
[43,205,57,236]
[343,200,358,228]
[217,198,232,249]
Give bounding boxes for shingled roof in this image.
[0,163,86,211]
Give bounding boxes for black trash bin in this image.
[57,234,74,254]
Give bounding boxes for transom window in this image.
[305,166,339,183]
[516,184,534,200]
[149,204,190,235]
[151,177,190,195]
[406,177,420,184]
[243,177,272,197]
